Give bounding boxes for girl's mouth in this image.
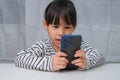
[56,39,61,44]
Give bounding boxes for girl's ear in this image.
[43,19,48,30]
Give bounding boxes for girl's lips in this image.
[56,39,61,41]
[56,39,61,43]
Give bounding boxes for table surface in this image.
[0,63,120,80]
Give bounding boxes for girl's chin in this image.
[56,43,61,48]
[55,41,61,45]
[56,43,60,47]
[52,40,61,48]
[52,42,60,47]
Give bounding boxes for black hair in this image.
[44,0,77,28]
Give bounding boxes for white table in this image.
[0,63,120,80]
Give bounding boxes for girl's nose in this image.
[58,28,64,36]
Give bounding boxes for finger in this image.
[75,50,85,58]
[74,63,86,69]
[56,61,68,66]
[72,58,86,64]
[75,49,84,53]
[75,50,85,56]
[57,57,68,64]
[71,58,80,64]
[56,52,67,57]
[72,59,86,69]
[56,65,66,70]
[53,64,67,71]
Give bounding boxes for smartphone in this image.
[60,35,82,70]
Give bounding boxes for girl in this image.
[15,0,104,71]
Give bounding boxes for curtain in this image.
[0,0,120,62]
[0,0,25,62]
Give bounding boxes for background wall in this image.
[0,0,120,62]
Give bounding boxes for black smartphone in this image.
[60,35,82,70]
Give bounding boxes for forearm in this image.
[15,53,53,71]
[80,41,105,70]
[86,49,105,70]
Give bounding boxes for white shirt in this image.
[15,39,104,71]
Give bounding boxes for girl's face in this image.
[43,18,75,52]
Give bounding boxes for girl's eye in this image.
[65,26,71,29]
[52,25,59,28]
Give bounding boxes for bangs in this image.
[45,0,76,27]
[46,8,72,25]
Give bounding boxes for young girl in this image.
[15,0,104,71]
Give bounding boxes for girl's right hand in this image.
[52,52,68,71]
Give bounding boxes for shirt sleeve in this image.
[79,41,105,70]
[15,41,54,71]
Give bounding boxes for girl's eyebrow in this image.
[51,24,72,27]
[51,24,58,26]
[65,25,72,27]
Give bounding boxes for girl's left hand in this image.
[71,49,87,69]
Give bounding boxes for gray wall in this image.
[0,0,120,62]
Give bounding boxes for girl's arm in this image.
[80,41,105,70]
[15,41,53,71]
